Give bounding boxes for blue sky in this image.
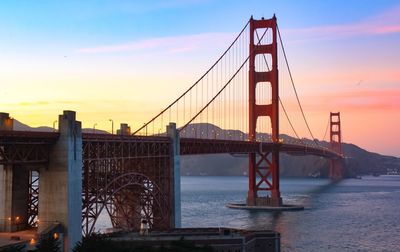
[0,0,399,156]
[1,0,398,44]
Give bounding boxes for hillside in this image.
[13,119,110,134]
[180,124,400,178]
[11,120,400,177]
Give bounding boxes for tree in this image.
[73,233,116,252]
[34,236,60,252]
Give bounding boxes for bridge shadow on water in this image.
[242,179,342,226]
[301,179,343,207]
[309,179,342,194]
[241,179,344,251]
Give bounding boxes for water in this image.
[181,176,400,252]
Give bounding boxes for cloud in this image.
[284,5,400,42]
[76,32,234,54]
[107,0,208,14]
[304,88,400,111]
[77,5,400,55]
[15,100,83,106]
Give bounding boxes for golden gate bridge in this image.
[0,15,343,251]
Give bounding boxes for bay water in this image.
[181,176,400,252]
[96,175,400,251]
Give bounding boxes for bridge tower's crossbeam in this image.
[330,112,342,154]
[247,16,282,206]
[329,112,343,179]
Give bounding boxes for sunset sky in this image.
[0,1,399,156]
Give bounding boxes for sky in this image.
[0,0,399,156]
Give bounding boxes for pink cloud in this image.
[284,5,400,41]
[76,32,234,54]
[303,88,400,111]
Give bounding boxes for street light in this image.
[93,123,97,134]
[53,120,57,132]
[143,123,147,136]
[109,119,114,134]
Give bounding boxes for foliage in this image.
[73,234,215,252]
[159,239,215,252]
[0,244,25,252]
[33,236,61,252]
[73,233,116,252]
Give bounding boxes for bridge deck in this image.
[180,137,341,158]
[0,131,58,143]
[0,131,342,165]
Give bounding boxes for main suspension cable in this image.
[322,116,330,141]
[180,27,269,132]
[133,20,250,135]
[255,29,303,144]
[277,24,319,146]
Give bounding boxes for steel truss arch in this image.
[82,172,169,236]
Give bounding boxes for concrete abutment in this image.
[38,111,82,252]
[167,123,181,228]
[0,113,30,232]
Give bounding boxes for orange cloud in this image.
[14,100,82,106]
[302,88,400,111]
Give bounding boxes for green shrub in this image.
[33,236,61,252]
[73,233,215,252]
[0,244,25,252]
[73,233,116,252]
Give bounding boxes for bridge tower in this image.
[329,112,343,179]
[247,15,282,207]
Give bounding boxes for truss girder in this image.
[81,136,172,235]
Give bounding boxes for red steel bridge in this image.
[0,16,343,251]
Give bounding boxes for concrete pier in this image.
[117,123,131,135]
[227,202,304,211]
[0,113,29,232]
[38,111,82,252]
[0,166,30,232]
[167,123,181,228]
[0,113,13,131]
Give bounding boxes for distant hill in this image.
[10,120,400,177]
[13,119,54,132]
[13,119,110,134]
[180,123,400,178]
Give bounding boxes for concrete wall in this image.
[38,111,82,252]
[11,168,29,231]
[167,123,181,228]
[0,165,13,231]
[0,113,28,232]
[0,113,13,130]
[117,123,131,135]
[0,112,12,230]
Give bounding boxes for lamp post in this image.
[93,123,97,134]
[109,119,114,134]
[53,120,57,132]
[143,123,148,136]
